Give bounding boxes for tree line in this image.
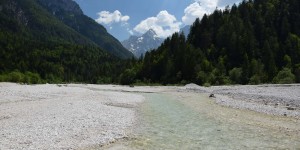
[121,0,300,85]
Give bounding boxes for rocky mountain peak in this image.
[122,29,164,58]
[144,29,157,37]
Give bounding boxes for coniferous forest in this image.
[122,0,300,85]
[1,0,300,85]
[0,0,132,83]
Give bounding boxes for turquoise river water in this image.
[107,93,300,150]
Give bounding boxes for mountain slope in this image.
[37,0,133,59]
[122,29,164,58]
[0,0,124,83]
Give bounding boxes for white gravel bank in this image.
[0,83,144,149]
[184,84,300,118]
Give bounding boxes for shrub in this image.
[273,68,296,84]
[249,74,262,85]
[229,67,242,84]
[25,72,41,84]
[120,69,136,85]
[8,71,24,83]
[203,82,211,87]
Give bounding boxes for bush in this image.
[196,71,208,85]
[8,71,24,83]
[120,69,136,85]
[273,68,296,84]
[0,71,42,84]
[203,82,211,87]
[0,74,6,82]
[249,74,262,85]
[229,68,242,84]
[25,72,41,84]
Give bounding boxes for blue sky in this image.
[74,0,241,41]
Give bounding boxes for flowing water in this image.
[107,93,300,150]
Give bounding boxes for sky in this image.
[74,0,242,41]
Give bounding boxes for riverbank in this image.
[184,83,300,119]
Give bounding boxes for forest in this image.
[0,0,132,83]
[1,0,300,85]
[121,0,300,85]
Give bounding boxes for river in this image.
[107,92,300,149]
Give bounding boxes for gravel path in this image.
[0,83,144,149]
[184,84,300,118]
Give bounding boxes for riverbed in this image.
[0,83,299,149]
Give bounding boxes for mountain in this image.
[122,29,164,58]
[36,0,133,59]
[0,0,127,83]
[122,0,300,85]
[180,25,190,38]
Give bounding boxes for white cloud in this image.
[95,10,130,25]
[133,10,181,38]
[182,0,218,25]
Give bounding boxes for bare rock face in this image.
[122,29,164,58]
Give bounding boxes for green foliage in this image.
[273,68,296,84]
[0,0,131,84]
[249,75,262,85]
[283,55,292,68]
[295,64,300,83]
[229,68,243,84]
[120,69,136,85]
[203,83,211,87]
[8,71,24,83]
[124,0,300,85]
[36,0,133,59]
[2,0,300,85]
[24,72,41,84]
[0,71,42,84]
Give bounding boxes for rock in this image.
[209,94,215,98]
[287,107,295,110]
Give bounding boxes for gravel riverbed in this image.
[1,83,299,149]
[184,84,300,118]
[0,83,144,149]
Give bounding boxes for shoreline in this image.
[184,83,300,119]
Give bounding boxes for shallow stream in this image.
[108,93,300,149]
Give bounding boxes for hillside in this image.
[0,0,127,83]
[37,0,133,59]
[122,0,300,85]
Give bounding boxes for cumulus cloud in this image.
[182,0,218,25]
[95,10,130,25]
[133,10,181,38]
